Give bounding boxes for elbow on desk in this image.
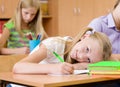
[12,62,27,74]
[12,63,21,74]
[12,62,30,74]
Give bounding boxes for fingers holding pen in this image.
[49,62,74,75]
[61,62,74,74]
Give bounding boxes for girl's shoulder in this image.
[42,36,73,50]
[42,36,73,43]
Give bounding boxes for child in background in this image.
[0,0,48,54]
[88,0,120,60]
[13,27,112,75]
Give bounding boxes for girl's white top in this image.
[30,36,73,64]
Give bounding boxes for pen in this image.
[36,34,41,40]
[53,51,64,62]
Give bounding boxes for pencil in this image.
[53,51,64,62]
[36,34,41,40]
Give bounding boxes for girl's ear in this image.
[81,34,90,40]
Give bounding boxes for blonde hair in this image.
[114,0,120,9]
[65,27,112,63]
[12,0,48,39]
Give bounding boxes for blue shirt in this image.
[88,13,120,54]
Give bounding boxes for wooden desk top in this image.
[0,72,120,87]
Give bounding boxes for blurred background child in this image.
[88,0,120,60]
[0,0,48,55]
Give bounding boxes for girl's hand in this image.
[49,62,74,75]
[15,47,30,54]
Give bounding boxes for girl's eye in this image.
[86,47,89,53]
[24,12,28,15]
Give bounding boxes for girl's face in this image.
[21,7,37,23]
[70,37,103,63]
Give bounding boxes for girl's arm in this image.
[13,44,74,75]
[1,47,30,54]
[0,28,30,54]
[0,28,10,48]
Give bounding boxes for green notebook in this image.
[88,61,120,71]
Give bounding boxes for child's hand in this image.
[15,47,30,54]
[49,62,74,75]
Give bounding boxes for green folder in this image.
[88,61,120,71]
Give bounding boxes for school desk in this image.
[0,72,120,87]
[0,54,27,72]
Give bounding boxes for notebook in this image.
[48,70,89,76]
[88,61,120,75]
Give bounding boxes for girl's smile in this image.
[70,37,103,63]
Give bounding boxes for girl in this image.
[0,0,48,54]
[13,27,112,75]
